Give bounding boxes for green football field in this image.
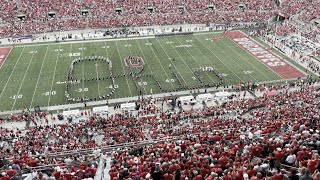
[0,32,285,112]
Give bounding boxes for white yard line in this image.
[193,32,222,36]
[95,62,101,96]
[29,46,49,108]
[193,35,244,83]
[125,40,147,95]
[82,62,85,99]
[138,39,175,89]
[220,36,272,81]
[115,41,133,97]
[103,42,117,99]
[203,34,258,82]
[163,37,204,85]
[13,36,157,48]
[139,78,147,95]
[0,46,13,70]
[173,37,217,83]
[81,43,85,99]
[187,37,232,85]
[154,38,188,85]
[11,47,37,111]
[10,32,222,48]
[0,47,26,102]
[47,44,62,107]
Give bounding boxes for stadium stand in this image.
[0,79,320,179]
[0,0,320,179]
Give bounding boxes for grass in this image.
[0,32,294,112]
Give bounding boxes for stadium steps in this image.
[103,157,112,180]
[247,90,257,98]
[94,156,112,180]
[143,129,153,141]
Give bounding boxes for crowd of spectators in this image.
[0,79,319,179]
[269,21,298,37]
[280,0,320,22]
[108,82,320,180]
[0,0,279,38]
[315,48,320,58]
[0,1,320,179]
[0,0,319,38]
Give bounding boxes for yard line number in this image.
[108,85,119,89]
[138,82,147,86]
[43,91,56,96]
[60,53,81,57]
[76,88,88,92]
[243,71,253,75]
[10,95,23,99]
[166,79,175,83]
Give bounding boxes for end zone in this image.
[0,47,13,69]
[225,31,306,79]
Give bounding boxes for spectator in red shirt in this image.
[0,172,10,180]
[5,167,16,178]
[308,153,319,174]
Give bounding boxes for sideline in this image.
[9,31,222,48]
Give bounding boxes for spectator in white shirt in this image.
[286,151,296,166]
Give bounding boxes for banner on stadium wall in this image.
[63,109,80,118]
[178,96,195,105]
[92,106,109,113]
[197,93,212,102]
[12,35,33,40]
[120,102,136,111]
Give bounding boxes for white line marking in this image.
[103,41,117,99]
[47,44,62,107]
[30,46,49,108]
[204,34,258,82]
[125,40,146,95]
[173,37,217,83]
[13,36,157,48]
[81,43,85,99]
[95,63,101,96]
[154,38,188,85]
[193,35,244,83]
[0,47,26,105]
[138,39,175,89]
[187,37,231,84]
[0,46,13,70]
[244,33,299,78]
[11,47,37,110]
[221,34,272,81]
[162,37,201,85]
[115,41,133,96]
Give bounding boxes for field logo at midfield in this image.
[124,56,145,68]
[0,47,13,69]
[225,31,306,79]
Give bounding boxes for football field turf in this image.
[0,32,305,112]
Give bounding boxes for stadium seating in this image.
[0,0,279,38]
[1,0,320,179]
[0,80,319,179]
